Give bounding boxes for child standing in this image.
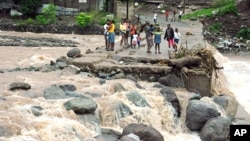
[174,28,181,51]
[132,31,138,48]
[153,27,163,54]
[137,33,141,48]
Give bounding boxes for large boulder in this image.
[213,94,238,119]
[67,48,81,58]
[9,82,31,91]
[186,100,220,131]
[122,123,164,141]
[126,91,150,107]
[160,86,181,117]
[158,73,184,87]
[200,116,231,141]
[64,97,97,114]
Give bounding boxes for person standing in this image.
[132,31,138,48]
[174,28,181,51]
[165,10,169,22]
[164,24,174,49]
[153,13,157,24]
[107,20,115,51]
[172,9,176,22]
[130,24,136,48]
[153,27,163,54]
[103,19,109,50]
[144,22,153,53]
[137,33,141,48]
[179,10,183,21]
[119,19,126,47]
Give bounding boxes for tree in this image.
[20,0,41,17]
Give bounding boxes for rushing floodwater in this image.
[0,31,249,141]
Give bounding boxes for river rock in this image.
[126,91,150,107]
[200,116,231,141]
[159,86,181,117]
[59,84,77,91]
[213,94,238,119]
[77,113,100,125]
[122,123,164,141]
[158,73,184,87]
[31,106,43,117]
[67,48,81,58]
[126,75,137,82]
[64,97,97,114]
[94,134,119,141]
[186,100,220,131]
[43,84,67,99]
[61,66,80,75]
[109,82,126,93]
[9,82,31,91]
[101,128,122,139]
[120,135,138,141]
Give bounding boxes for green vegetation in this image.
[76,12,93,27]
[20,0,41,17]
[182,0,237,19]
[208,22,222,33]
[17,4,56,25]
[182,8,216,19]
[237,27,250,40]
[36,4,57,25]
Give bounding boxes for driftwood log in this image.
[167,56,202,69]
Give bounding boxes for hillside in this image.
[201,0,250,45]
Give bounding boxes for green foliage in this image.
[76,12,93,27]
[213,0,234,7]
[208,22,222,33]
[237,27,250,40]
[182,8,216,19]
[20,0,41,17]
[36,4,56,25]
[17,18,36,26]
[183,0,237,19]
[217,2,238,15]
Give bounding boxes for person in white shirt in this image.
[103,20,109,49]
[174,28,181,51]
[179,10,183,21]
[132,32,138,48]
[153,13,157,24]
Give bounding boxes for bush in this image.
[237,27,250,40]
[36,4,56,25]
[209,22,222,33]
[18,18,36,25]
[217,2,238,15]
[20,0,40,17]
[76,12,93,27]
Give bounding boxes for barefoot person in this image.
[107,20,115,51]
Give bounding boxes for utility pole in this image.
[126,0,129,19]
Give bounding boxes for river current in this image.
[0,31,249,141]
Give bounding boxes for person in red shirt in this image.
[165,10,169,22]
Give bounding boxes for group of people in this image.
[143,22,181,54]
[164,9,183,22]
[103,9,182,54]
[103,19,116,51]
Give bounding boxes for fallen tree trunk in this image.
[167,56,202,69]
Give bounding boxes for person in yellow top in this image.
[107,20,115,51]
[119,19,126,47]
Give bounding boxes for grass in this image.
[182,8,216,19]
[182,0,237,20]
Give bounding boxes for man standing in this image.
[107,20,115,51]
[164,24,174,49]
[144,22,153,53]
